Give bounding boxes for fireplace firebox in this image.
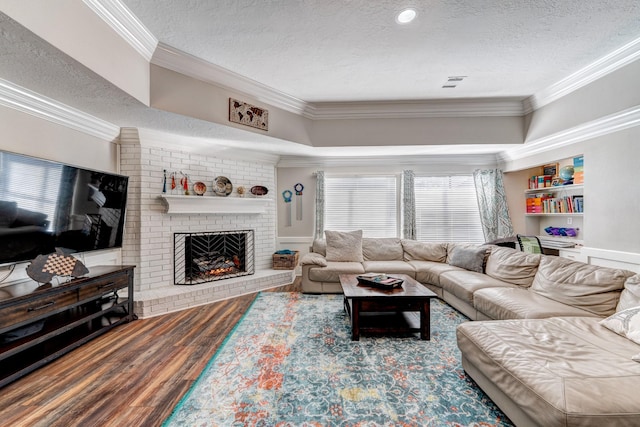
[174,230,255,285]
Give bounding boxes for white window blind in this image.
[324,175,398,237]
[414,175,484,243]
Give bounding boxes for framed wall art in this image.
[229,98,269,131]
[542,163,559,177]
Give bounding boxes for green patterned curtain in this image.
[473,169,514,241]
[314,171,325,238]
[402,170,415,239]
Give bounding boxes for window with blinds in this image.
[414,175,484,243]
[324,175,399,237]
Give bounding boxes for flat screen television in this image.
[0,150,129,265]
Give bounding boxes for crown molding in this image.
[524,36,640,114]
[152,43,526,119]
[277,153,499,168]
[83,0,157,61]
[152,43,309,116]
[0,78,120,141]
[499,105,640,162]
[121,127,281,164]
[308,98,525,119]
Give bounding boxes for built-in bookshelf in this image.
[525,184,583,216]
[523,155,584,241]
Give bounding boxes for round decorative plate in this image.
[214,176,233,197]
[250,185,268,196]
[193,181,207,196]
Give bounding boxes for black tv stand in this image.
[0,265,135,388]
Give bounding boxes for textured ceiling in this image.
[0,12,311,158]
[122,0,640,102]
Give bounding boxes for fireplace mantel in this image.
[159,195,272,214]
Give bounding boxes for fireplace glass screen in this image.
[174,230,255,285]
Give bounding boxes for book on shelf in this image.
[528,175,554,189]
[526,194,583,214]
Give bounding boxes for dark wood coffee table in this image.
[339,274,437,341]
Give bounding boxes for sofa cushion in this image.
[440,270,516,306]
[447,246,487,273]
[307,262,365,282]
[457,317,640,426]
[408,261,461,287]
[618,274,640,312]
[312,239,326,256]
[474,287,600,320]
[600,306,640,346]
[485,246,541,287]
[325,230,363,262]
[530,256,634,317]
[361,261,415,278]
[362,238,403,261]
[401,240,447,262]
[0,201,18,227]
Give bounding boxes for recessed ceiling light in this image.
[396,8,417,24]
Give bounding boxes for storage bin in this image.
[273,251,299,270]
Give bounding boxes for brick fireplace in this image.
[119,129,295,318]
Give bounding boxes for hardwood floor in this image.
[0,279,302,427]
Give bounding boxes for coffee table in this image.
[339,273,437,341]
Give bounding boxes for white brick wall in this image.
[119,136,278,301]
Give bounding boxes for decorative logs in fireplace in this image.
[174,230,255,285]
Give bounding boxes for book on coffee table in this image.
[356,273,404,289]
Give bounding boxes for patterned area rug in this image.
[163,293,513,426]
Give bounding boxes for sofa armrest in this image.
[300,252,328,267]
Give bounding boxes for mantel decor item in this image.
[250,185,268,196]
[214,176,233,197]
[193,181,207,196]
[229,98,269,131]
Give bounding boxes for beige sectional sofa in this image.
[300,234,640,426]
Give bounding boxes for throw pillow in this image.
[325,230,363,262]
[448,246,486,273]
[600,305,640,346]
[401,239,447,262]
[362,238,403,261]
[617,274,640,312]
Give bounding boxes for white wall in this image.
[0,104,118,172]
[311,116,523,147]
[150,65,315,146]
[582,127,640,253]
[2,0,152,105]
